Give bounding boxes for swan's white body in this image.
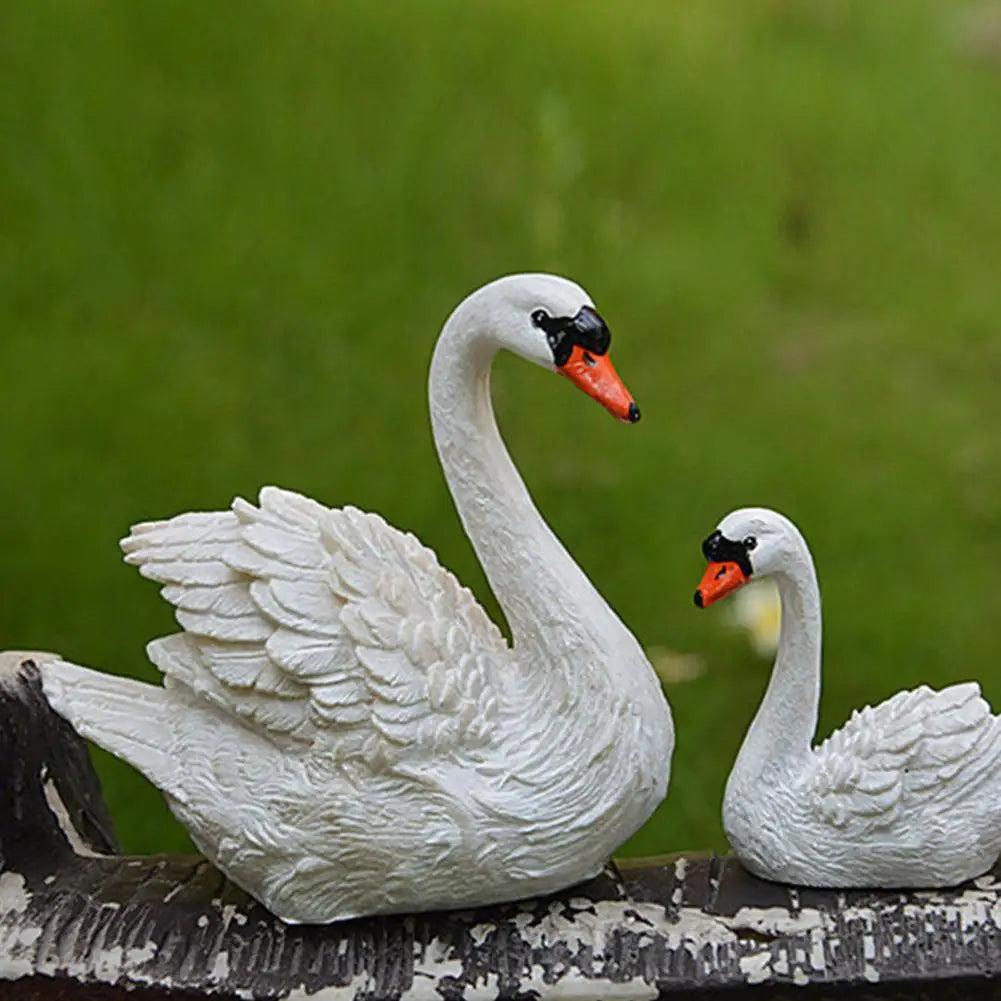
[700,507,1001,888]
[39,275,674,923]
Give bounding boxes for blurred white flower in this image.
[646,646,706,685]
[955,1,1001,64]
[726,578,782,658]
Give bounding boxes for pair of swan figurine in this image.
[31,274,1001,924]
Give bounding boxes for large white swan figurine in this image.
[38,274,674,923]
[694,506,1001,887]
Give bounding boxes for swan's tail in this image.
[38,654,184,801]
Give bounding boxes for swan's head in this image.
[693,507,799,608]
[456,273,640,423]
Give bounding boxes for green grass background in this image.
[2,0,1000,858]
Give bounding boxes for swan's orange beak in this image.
[694,562,749,608]
[558,344,640,423]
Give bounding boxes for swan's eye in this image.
[531,309,550,328]
[744,536,758,550]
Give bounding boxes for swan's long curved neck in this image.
[428,319,632,674]
[733,535,822,780]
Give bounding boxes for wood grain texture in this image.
[2,654,1000,1000]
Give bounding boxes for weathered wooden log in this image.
[2,653,1001,1000]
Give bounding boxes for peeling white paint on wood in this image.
[0,874,29,915]
[722,904,825,937]
[5,866,1001,997]
[7,650,1001,999]
[123,943,157,966]
[509,974,660,1001]
[5,858,1001,999]
[738,952,772,984]
[42,776,105,859]
[0,874,37,979]
[0,652,55,692]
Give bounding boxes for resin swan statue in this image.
[38,274,674,923]
[694,506,1001,888]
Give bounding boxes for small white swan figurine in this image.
[39,274,674,923]
[695,507,1001,888]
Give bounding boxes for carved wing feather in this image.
[806,683,1001,832]
[122,487,512,761]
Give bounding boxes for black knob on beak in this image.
[627,402,641,423]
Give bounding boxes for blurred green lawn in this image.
[2,0,1000,859]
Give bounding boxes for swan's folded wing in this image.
[121,486,512,761]
[804,683,1001,834]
